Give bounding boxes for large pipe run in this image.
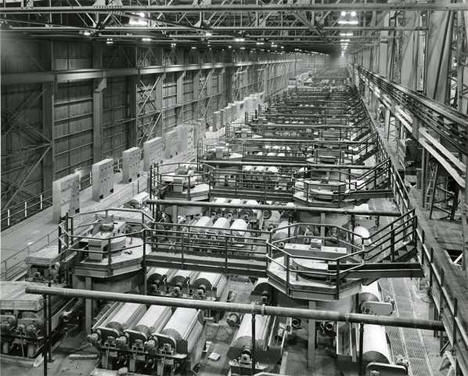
[200,160,375,169]
[149,199,402,217]
[26,286,444,331]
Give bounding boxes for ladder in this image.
[425,161,460,220]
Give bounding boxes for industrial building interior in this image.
[1,1,468,376]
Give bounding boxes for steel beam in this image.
[1,59,294,86]
[1,4,467,14]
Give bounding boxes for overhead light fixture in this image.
[234,37,245,42]
[240,46,246,50]
[256,41,264,45]
[228,45,232,49]
[340,32,353,37]
[129,12,148,26]
[191,46,197,49]
[171,42,176,48]
[341,11,347,16]
[338,19,359,25]
[106,38,113,45]
[142,37,151,42]
[350,11,357,17]
[83,30,91,36]
[340,39,350,42]
[205,31,212,37]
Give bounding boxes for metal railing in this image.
[357,66,468,155]
[266,211,417,298]
[1,175,148,280]
[293,159,391,205]
[357,79,468,374]
[0,158,127,231]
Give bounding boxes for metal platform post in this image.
[85,277,93,333]
[308,301,317,370]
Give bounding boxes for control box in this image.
[52,172,80,222]
[92,158,114,201]
[122,147,141,183]
[143,136,163,171]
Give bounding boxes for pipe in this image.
[26,286,445,331]
[149,199,401,217]
[200,160,375,169]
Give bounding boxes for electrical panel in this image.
[213,111,221,130]
[92,158,114,201]
[220,108,226,126]
[52,172,80,222]
[225,104,232,123]
[164,128,178,159]
[122,147,141,183]
[143,136,163,171]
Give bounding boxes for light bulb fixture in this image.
[142,37,151,42]
[350,11,357,17]
[340,32,353,37]
[191,46,197,49]
[234,37,245,42]
[338,19,359,25]
[341,11,347,16]
[129,12,148,26]
[256,41,264,45]
[340,39,350,42]
[205,31,212,37]
[83,30,91,36]
[171,42,176,48]
[106,38,113,45]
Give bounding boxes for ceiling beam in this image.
[0,3,467,15]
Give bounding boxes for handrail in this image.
[358,66,468,155]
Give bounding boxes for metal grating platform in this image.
[390,278,436,376]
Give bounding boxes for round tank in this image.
[161,308,202,350]
[133,305,172,337]
[240,200,259,220]
[359,282,381,304]
[128,192,149,208]
[230,219,248,238]
[147,267,174,287]
[272,220,292,242]
[226,199,242,218]
[211,217,230,235]
[353,226,371,246]
[214,197,228,205]
[228,314,270,359]
[106,303,146,333]
[362,324,391,364]
[169,270,196,287]
[255,166,265,174]
[192,272,227,299]
[193,216,213,233]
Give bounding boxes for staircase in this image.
[424,160,460,220]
